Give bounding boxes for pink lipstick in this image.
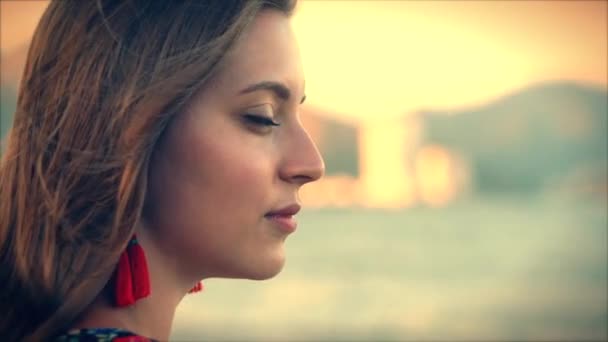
[265,204,300,233]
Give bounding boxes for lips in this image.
[265,204,301,217]
[265,203,301,233]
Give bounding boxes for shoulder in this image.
[53,328,158,342]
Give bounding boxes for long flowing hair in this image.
[0,0,295,340]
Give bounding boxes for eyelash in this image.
[243,114,280,127]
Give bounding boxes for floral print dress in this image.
[54,328,158,342]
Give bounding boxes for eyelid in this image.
[243,114,280,126]
[248,103,276,114]
[244,103,278,120]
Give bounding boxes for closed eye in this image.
[243,114,280,127]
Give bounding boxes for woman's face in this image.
[144,10,324,281]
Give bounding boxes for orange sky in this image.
[2,1,607,122]
[0,1,48,53]
[292,0,608,121]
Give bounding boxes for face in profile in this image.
[144,10,324,281]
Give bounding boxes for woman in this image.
[0,0,324,340]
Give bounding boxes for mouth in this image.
[264,204,301,233]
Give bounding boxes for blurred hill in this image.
[421,81,608,196]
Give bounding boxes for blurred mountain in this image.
[421,81,608,194]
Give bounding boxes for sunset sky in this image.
[292,0,607,121]
[2,0,607,122]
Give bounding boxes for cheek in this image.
[185,125,274,212]
[195,144,271,215]
[146,115,277,257]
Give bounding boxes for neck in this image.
[72,288,179,341]
[72,231,194,341]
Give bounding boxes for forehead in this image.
[212,10,304,94]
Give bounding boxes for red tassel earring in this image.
[114,235,151,307]
[114,234,202,305]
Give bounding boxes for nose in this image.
[279,124,325,186]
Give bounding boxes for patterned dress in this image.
[54,328,159,342]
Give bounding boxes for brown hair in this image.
[0,0,296,340]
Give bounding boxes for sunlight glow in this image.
[292,0,607,121]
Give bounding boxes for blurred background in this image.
[1,0,606,341]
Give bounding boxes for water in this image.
[171,195,607,341]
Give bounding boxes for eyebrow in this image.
[239,81,306,104]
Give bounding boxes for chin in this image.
[247,265,284,280]
[246,256,285,280]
